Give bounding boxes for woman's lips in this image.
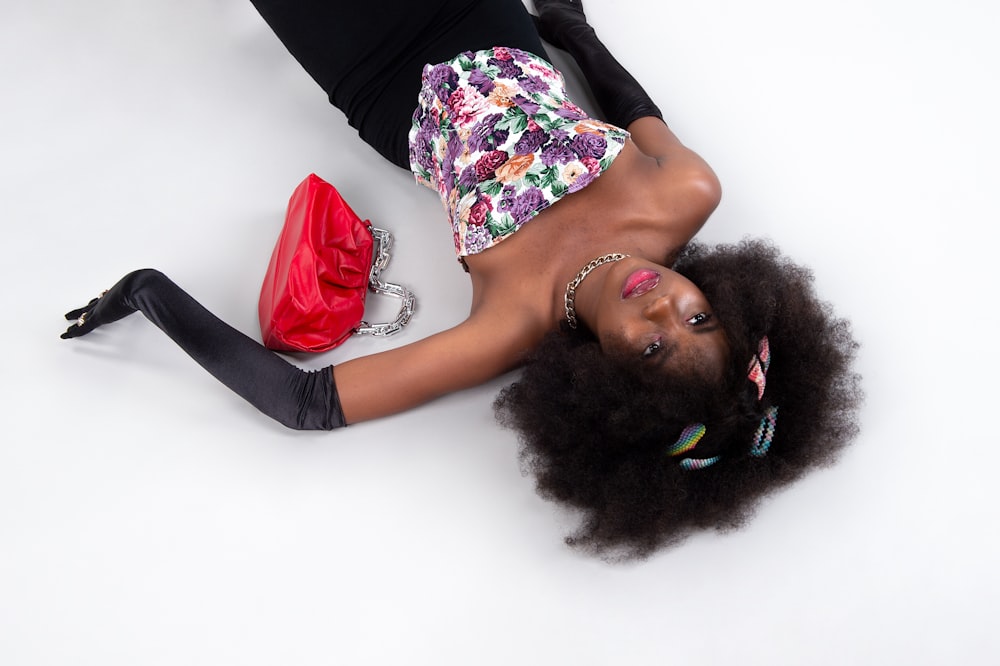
[622,269,660,299]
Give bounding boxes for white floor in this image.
[2,1,998,664]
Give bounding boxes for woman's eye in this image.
[643,341,662,358]
[687,312,712,326]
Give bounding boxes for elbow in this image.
[276,407,346,431]
[267,366,347,431]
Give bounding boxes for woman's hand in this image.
[61,272,146,339]
[61,295,104,338]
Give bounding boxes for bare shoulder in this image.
[627,119,720,199]
[608,119,722,240]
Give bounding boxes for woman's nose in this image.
[642,294,674,322]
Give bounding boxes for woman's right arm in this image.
[333,309,527,423]
[61,269,526,429]
[61,269,345,430]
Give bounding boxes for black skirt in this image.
[250,0,548,169]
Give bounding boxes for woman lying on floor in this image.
[61,0,861,558]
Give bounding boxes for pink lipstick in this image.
[622,269,660,299]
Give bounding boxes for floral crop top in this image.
[408,47,629,258]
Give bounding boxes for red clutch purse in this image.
[259,174,414,353]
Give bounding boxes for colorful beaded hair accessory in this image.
[665,423,706,456]
[747,336,771,400]
[750,406,779,457]
[667,336,777,470]
[665,424,722,470]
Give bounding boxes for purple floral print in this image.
[408,48,628,259]
[508,187,546,223]
[540,141,576,167]
[513,96,542,116]
[468,113,507,152]
[567,169,596,193]
[571,133,608,159]
[488,57,523,79]
[458,165,479,191]
[464,223,492,254]
[520,76,549,94]
[427,63,459,102]
[514,129,547,155]
[468,68,494,95]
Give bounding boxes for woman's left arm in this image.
[628,118,719,182]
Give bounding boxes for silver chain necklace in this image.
[564,253,630,329]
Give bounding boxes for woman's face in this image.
[590,258,730,379]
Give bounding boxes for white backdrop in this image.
[2,1,998,664]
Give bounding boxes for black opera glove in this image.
[61,269,345,430]
[532,0,589,50]
[532,0,663,129]
[61,290,132,339]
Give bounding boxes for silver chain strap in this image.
[354,226,416,337]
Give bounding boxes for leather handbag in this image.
[258,173,414,353]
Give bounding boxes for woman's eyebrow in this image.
[693,323,722,335]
